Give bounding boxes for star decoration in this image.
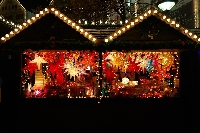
[111,52,124,69]
[158,53,174,71]
[137,56,150,72]
[30,54,47,70]
[64,61,79,80]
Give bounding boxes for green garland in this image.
[0,40,199,51]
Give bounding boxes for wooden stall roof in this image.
[0,7,98,44]
[104,7,200,43]
[0,23,13,39]
[0,15,17,38]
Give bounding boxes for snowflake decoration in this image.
[137,56,150,72]
[64,60,79,80]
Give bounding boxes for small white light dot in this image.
[1,37,5,40]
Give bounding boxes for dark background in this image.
[18,0,51,12]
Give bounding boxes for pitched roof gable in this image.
[104,7,200,43]
[0,7,97,44]
[0,0,26,11]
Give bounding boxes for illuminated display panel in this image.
[21,50,180,98]
[21,50,100,98]
[102,51,180,98]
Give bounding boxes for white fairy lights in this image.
[104,7,200,43]
[194,0,199,28]
[0,7,97,43]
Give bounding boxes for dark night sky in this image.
[18,0,52,12]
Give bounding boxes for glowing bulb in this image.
[45,8,48,12]
[1,37,5,40]
[60,14,63,18]
[36,14,39,17]
[27,19,31,23]
[176,24,179,27]
[55,11,59,14]
[76,26,80,30]
[126,25,130,29]
[163,16,166,19]
[5,34,9,37]
[40,11,44,14]
[167,19,170,22]
[93,38,96,42]
[131,22,134,25]
[51,8,55,11]
[14,28,18,32]
[19,25,22,29]
[193,35,197,39]
[72,23,75,27]
[171,21,175,24]
[105,39,108,42]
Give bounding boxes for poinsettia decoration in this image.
[127,57,140,73]
[22,59,38,76]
